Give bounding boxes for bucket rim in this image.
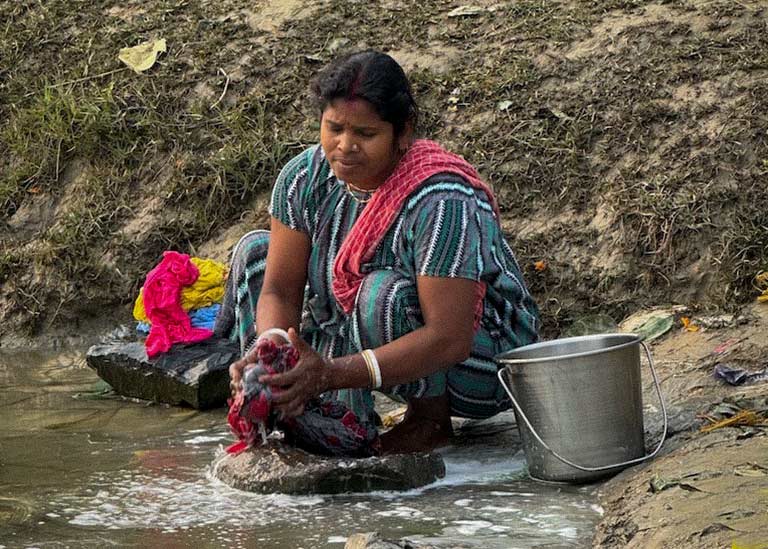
[494,332,643,365]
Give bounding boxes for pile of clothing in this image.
[133,251,227,358]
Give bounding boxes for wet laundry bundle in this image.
[226,338,381,458]
[133,252,227,357]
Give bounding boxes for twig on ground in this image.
[211,68,230,110]
[32,68,129,94]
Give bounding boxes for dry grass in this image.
[1,0,767,337]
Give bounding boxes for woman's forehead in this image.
[322,98,387,126]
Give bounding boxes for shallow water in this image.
[0,347,601,548]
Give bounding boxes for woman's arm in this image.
[265,275,478,416]
[334,275,477,385]
[256,217,311,334]
[229,217,310,392]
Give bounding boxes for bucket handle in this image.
[497,340,668,473]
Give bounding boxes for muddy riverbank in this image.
[593,303,768,548]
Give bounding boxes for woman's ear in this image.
[397,122,414,153]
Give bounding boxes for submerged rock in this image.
[86,338,239,409]
[345,532,472,548]
[213,440,446,494]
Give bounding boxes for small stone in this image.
[213,440,446,494]
[345,532,402,549]
[447,6,487,17]
[345,531,470,548]
[328,38,351,54]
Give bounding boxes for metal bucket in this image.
[495,333,667,483]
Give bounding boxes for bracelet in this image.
[256,328,291,344]
[361,349,382,389]
[361,351,374,388]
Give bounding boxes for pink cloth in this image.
[143,251,213,358]
[331,140,499,329]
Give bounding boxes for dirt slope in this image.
[1,0,767,341]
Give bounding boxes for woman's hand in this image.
[259,328,331,418]
[228,352,255,397]
[229,332,291,396]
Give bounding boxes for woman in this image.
[215,50,540,453]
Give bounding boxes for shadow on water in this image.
[0,347,602,548]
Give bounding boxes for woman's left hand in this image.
[260,328,331,418]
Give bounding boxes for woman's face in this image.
[320,98,409,189]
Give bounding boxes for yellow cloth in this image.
[133,257,227,322]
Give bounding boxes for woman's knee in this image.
[230,230,270,267]
[446,361,510,419]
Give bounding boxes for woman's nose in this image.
[337,133,357,153]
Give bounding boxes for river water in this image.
[0,347,602,548]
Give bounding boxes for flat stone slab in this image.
[86,338,239,409]
[213,441,446,494]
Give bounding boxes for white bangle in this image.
[361,351,374,388]
[256,328,290,344]
[362,349,382,389]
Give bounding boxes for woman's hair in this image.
[310,50,419,137]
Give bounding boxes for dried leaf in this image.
[755,271,768,302]
[447,6,487,17]
[380,407,407,428]
[534,260,547,272]
[634,315,674,342]
[548,107,573,121]
[619,306,686,338]
[755,271,768,303]
[681,316,700,332]
[710,402,742,416]
[649,475,703,493]
[734,463,768,477]
[118,38,167,73]
[649,474,672,492]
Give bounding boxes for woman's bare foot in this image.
[380,394,453,454]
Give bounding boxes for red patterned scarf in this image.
[332,139,500,328]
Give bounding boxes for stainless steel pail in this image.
[495,334,667,483]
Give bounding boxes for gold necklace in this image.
[345,182,375,203]
[346,180,378,194]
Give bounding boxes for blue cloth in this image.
[136,304,222,334]
[189,304,221,330]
